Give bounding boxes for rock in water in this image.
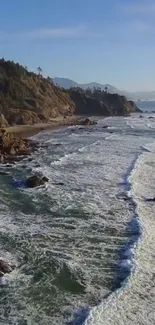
[77,118,97,126]
[0,259,14,277]
[26,175,49,188]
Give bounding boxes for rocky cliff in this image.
[68,88,141,116]
[68,90,110,116]
[0,59,74,126]
[0,59,141,127]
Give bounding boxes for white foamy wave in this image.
[1,116,155,325]
[83,141,155,325]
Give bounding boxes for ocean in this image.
[136,100,155,113]
[0,107,155,324]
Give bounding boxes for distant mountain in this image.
[79,83,119,93]
[53,77,155,101]
[53,78,118,93]
[53,77,78,89]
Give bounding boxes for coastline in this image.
[4,115,96,139]
[5,123,64,139]
[0,116,97,164]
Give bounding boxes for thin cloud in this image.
[21,25,88,40]
[121,1,155,15]
[0,25,104,42]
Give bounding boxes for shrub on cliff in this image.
[0,58,74,126]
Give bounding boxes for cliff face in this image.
[69,91,110,116]
[68,89,141,116]
[0,59,141,127]
[0,59,74,126]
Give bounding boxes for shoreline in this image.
[0,116,97,164]
[4,115,98,139]
[5,123,64,139]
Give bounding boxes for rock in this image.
[54,143,61,147]
[102,125,108,128]
[139,115,144,118]
[9,146,16,156]
[0,114,9,128]
[77,118,97,126]
[26,175,49,188]
[53,182,64,186]
[0,129,37,164]
[0,155,4,163]
[35,164,41,168]
[0,259,14,277]
[70,89,141,116]
[42,176,49,183]
[145,197,155,202]
[148,116,154,119]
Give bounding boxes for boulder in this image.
[0,114,9,128]
[26,175,49,188]
[9,146,16,156]
[78,118,97,126]
[41,176,49,183]
[0,154,4,163]
[145,197,155,202]
[0,129,37,163]
[0,259,14,277]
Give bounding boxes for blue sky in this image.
[0,0,154,91]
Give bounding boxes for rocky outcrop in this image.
[67,89,141,116]
[0,129,36,163]
[0,59,75,126]
[0,259,15,277]
[69,91,110,116]
[127,100,141,114]
[5,109,46,125]
[0,59,141,125]
[0,113,9,127]
[77,118,97,126]
[26,175,49,188]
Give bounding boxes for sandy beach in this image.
[4,116,79,138]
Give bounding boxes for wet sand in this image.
[4,116,78,138]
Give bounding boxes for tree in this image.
[105,86,108,93]
[37,66,42,76]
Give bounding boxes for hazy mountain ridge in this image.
[53,77,155,101]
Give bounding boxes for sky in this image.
[0,0,154,91]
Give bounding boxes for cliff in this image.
[66,88,141,116]
[0,59,74,126]
[0,59,141,128]
[68,90,110,116]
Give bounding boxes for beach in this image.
[4,116,87,138]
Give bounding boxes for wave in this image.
[71,140,155,325]
[50,140,104,166]
[66,149,145,325]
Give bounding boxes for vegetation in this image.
[0,58,140,126]
[0,58,74,125]
[63,86,140,116]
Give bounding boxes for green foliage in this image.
[64,85,133,116]
[0,59,47,111]
[0,58,74,125]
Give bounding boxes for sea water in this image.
[0,113,155,324]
